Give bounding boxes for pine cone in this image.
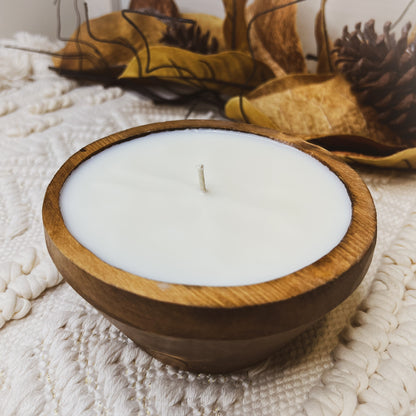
[160,22,219,55]
[334,20,416,144]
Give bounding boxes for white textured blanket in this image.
[1,34,416,416]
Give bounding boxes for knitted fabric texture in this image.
[1,33,416,416]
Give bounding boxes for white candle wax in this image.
[60,129,352,287]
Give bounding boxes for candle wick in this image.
[198,164,207,193]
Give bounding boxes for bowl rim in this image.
[43,120,376,312]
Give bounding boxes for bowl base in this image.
[106,314,314,373]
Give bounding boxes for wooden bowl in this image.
[43,120,376,373]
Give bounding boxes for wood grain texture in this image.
[43,120,377,373]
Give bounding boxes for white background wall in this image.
[0,0,414,51]
[0,0,115,40]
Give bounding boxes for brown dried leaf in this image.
[314,0,334,73]
[245,0,306,77]
[222,0,249,51]
[226,74,401,145]
[52,11,166,72]
[119,45,274,95]
[308,135,404,157]
[224,73,416,167]
[129,0,179,17]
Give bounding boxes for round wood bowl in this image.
[43,120,376,373]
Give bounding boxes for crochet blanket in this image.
[1,33,416,416]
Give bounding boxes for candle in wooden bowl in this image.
[43,120,376,373]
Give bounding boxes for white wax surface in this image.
[60,129,352,287]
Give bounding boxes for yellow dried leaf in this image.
[410,23,416,44]
[119,45,274,95]
[336,147,416,169]
[225,95,277,128]
[245,0,306,77]
[53,11,166,72]
[222,0,249,51]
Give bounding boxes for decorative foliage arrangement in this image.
[52,0,273,101]
[51,0,416,168]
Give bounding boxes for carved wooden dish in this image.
[43,120,376,373]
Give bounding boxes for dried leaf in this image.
[245,0,306,77]
[309,135,416,169]
[333,147,416,169]
[224,73,416,167]
[53,11,166,72]
[314,0,334,73]
[225,74,401,145]
[222,0,249,51]
[307,135,405,157]
[119,45,274,95]
[129,0,179,17]
[411,24,416,43]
